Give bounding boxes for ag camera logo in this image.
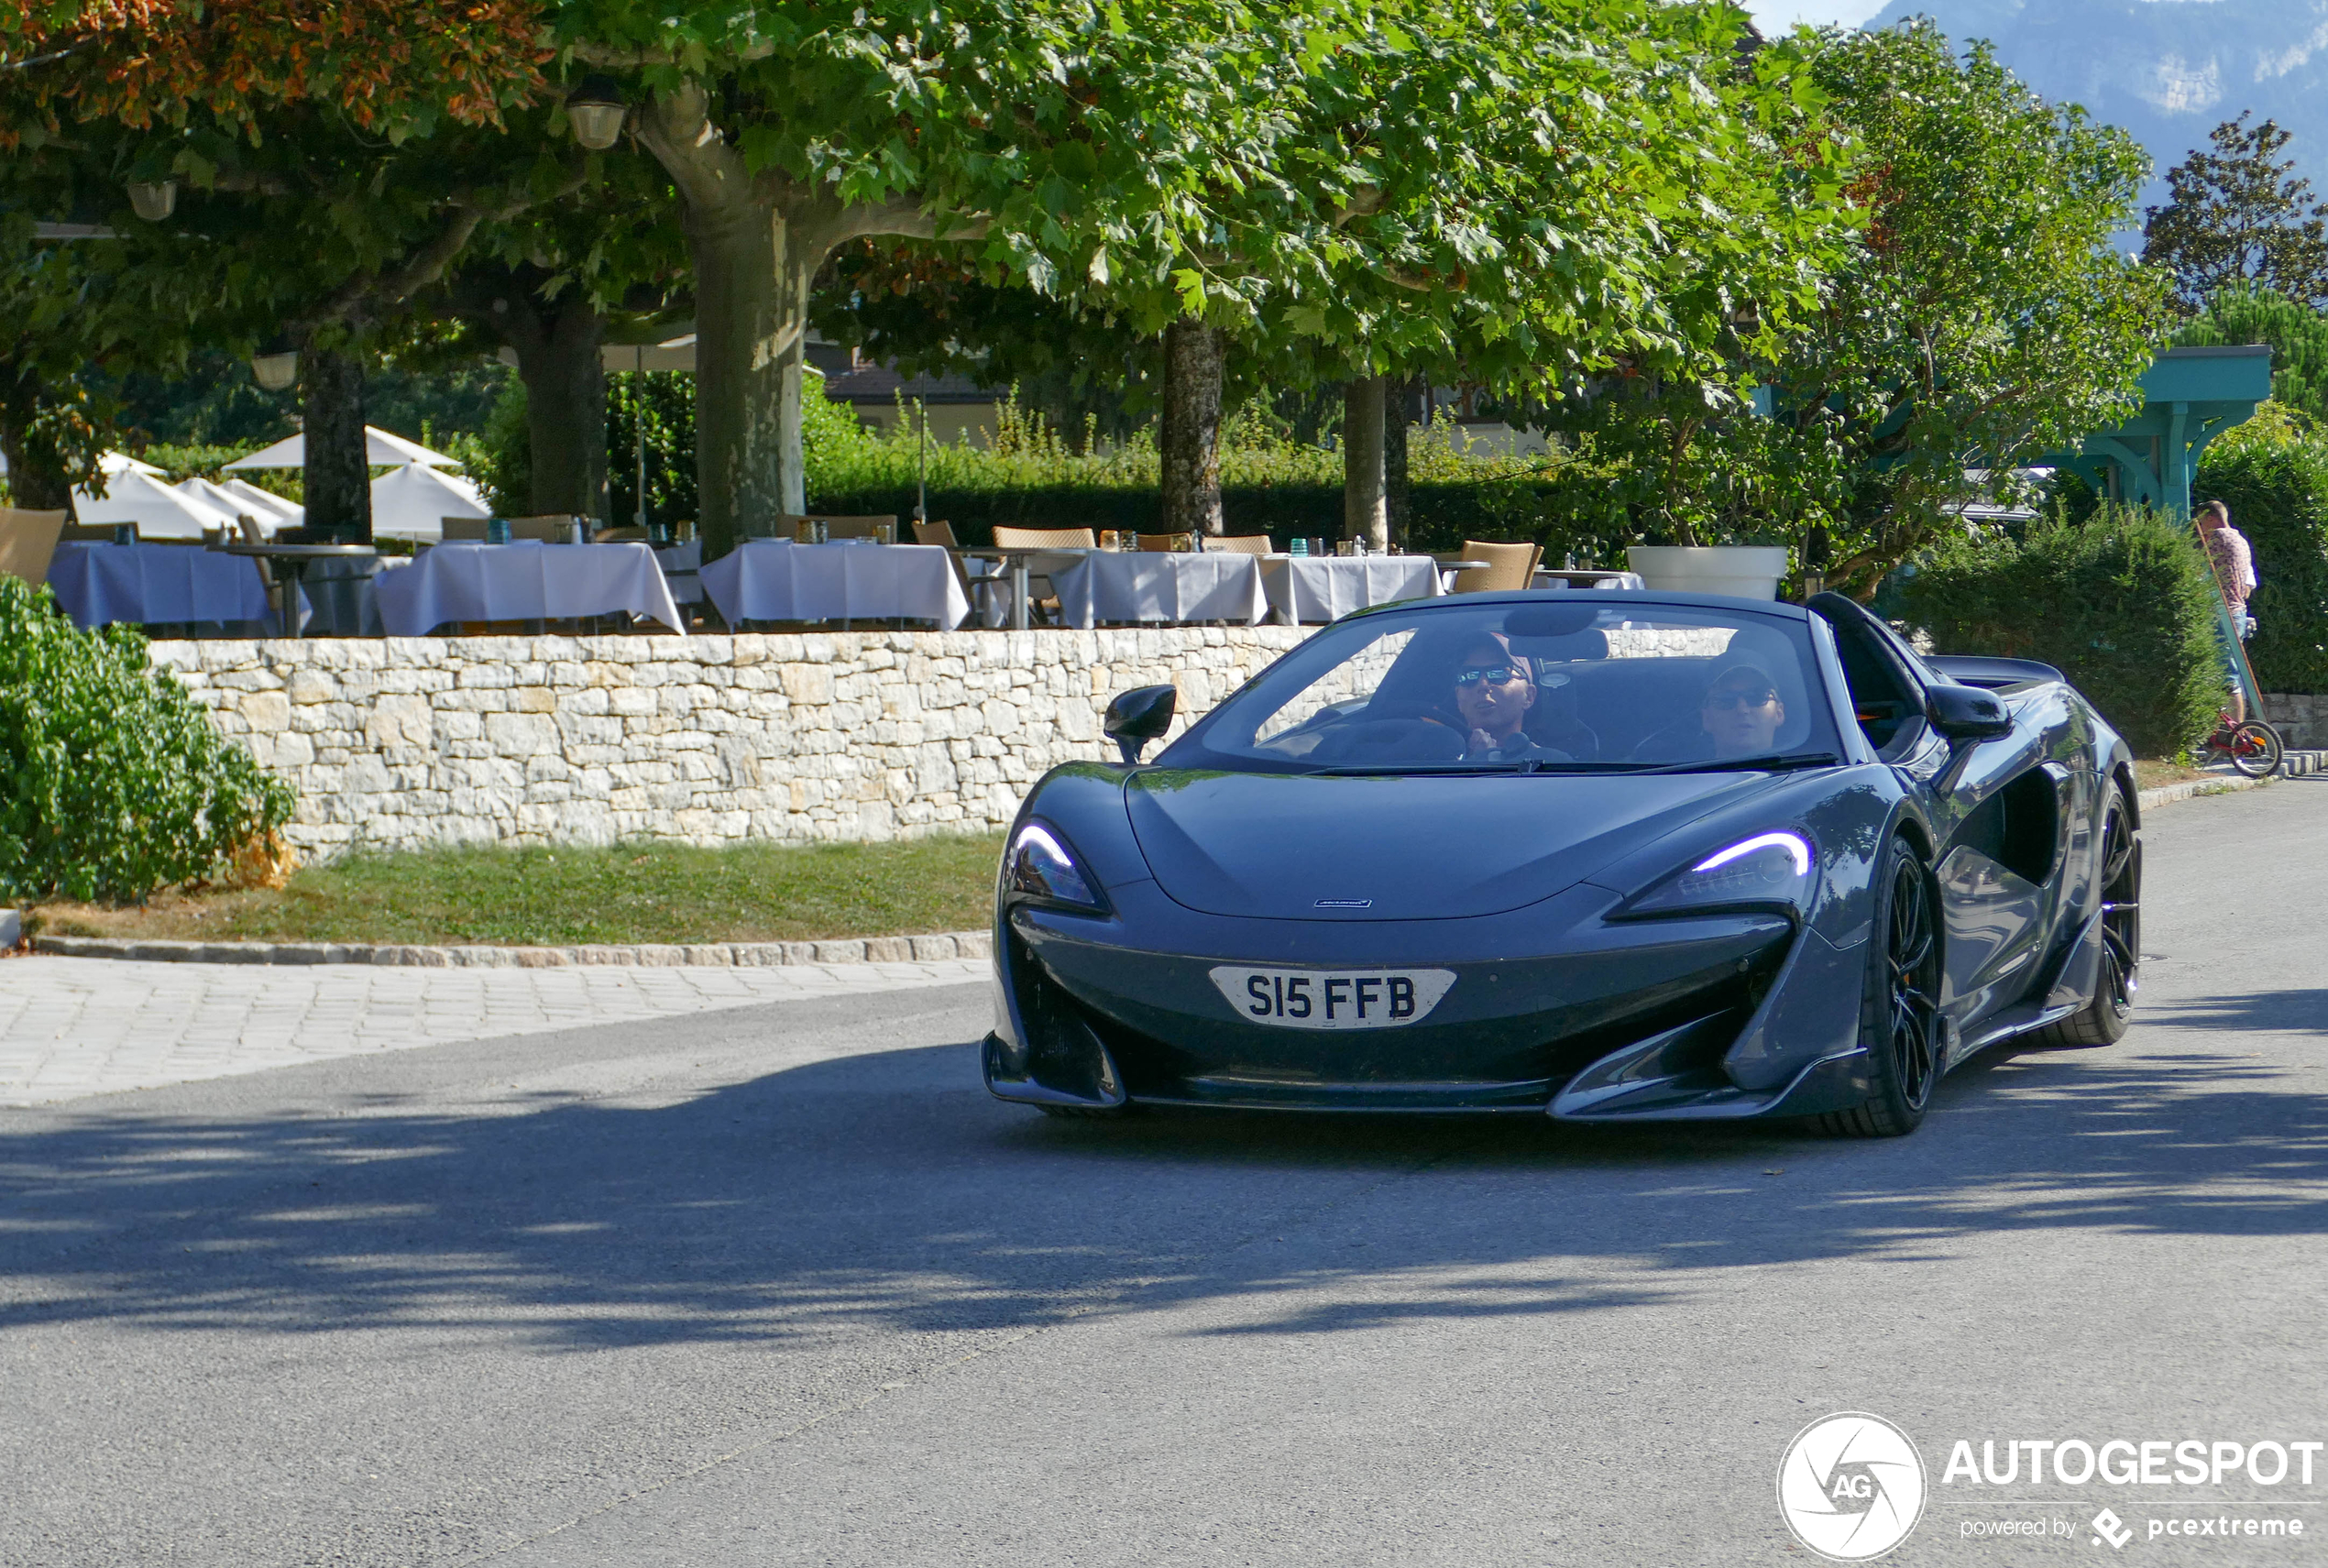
[1778,1412,1928,1561]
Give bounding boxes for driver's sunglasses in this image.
[1705,686,1777,710]
[1455,664,1523,688]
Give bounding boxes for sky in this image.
[1740,0,1890,29]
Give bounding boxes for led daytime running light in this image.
[1693,831,1812,879]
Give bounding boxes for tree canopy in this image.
[2144,115,2328,312]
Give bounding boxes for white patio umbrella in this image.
[216,477,305,523]
[225,425,458,469]
[174,476,301,536]
[369,461,489,542]
[72,469,238,540]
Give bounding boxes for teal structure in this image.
[2047,345,2272,522]
[2047,344,2275,711]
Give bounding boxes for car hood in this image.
[1124,769,1786,920]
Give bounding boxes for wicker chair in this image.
[0,508,67,585]
[784,514,897,543]
[1450,539,1542,593]
[993,526,1098,550]
[1135,532,1191,553]
[1200,533,1275,555]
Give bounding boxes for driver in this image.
[1451,635,1564,762]
[1699,664,1787,758]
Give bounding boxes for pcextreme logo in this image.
[1778,1412,1930,1562]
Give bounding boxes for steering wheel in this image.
[1310,718,1466,764]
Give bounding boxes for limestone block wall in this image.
[2264,692,2328,749]
[149,630,1312,860]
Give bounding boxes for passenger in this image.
[1451,636,1565,762]
[1699,664,1787,758]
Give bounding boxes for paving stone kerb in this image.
[32,929,992,968]
[148,629,1312,861]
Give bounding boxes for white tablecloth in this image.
[1261,554,1443,623]
[1049,552,1268,628]
[699,541,971,628]
[45,543,282,629]
[374,542,685,635]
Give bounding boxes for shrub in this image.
[1900,506,2222,757]
[0,579,295,904]
[2194,405,2328,693]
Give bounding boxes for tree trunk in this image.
[301,347,371,544]
[1385,376,1420,548]
[511,297,609,522]
[0,382,72,511]
[1159,321,1224,536]
[1343,376,1388,551]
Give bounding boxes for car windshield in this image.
[1159,598,1842,774]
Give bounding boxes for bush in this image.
[1900,506,2222,757]
[806,404,1644,565]
[0,579,295,904]
[2194,405,2328,693]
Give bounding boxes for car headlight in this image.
[1003,821,1105,912]
[1623,830,1815,917]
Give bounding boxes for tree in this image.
[2144,115,2328,312]
[2173,285,2328,424]
[1626,21,2169,595]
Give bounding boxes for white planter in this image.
[0,909,17,950]
[1626,545,1792,601]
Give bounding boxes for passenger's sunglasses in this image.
[1705,687,1778,710]
[1455,665,1523,688]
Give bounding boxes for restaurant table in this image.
[955,546,1092,631]
[1048,550,1268,629]
[374,541,685,636]
[214,541,377,636]
[48,542,293,631]
[1532,568,1645,590]
[699,540,971,629]
[1260,553,1444,623]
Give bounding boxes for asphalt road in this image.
[5,777,2326,1567]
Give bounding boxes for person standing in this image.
[2196,499,2259,721]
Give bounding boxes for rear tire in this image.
[1814,836,1941,1138]
[2228,720,2283,778]
[2027,784,2139,1047]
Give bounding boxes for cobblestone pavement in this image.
[0,954,990,1105]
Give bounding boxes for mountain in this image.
[1863,0,2328,215]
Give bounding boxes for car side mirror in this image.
[1104,684,1177,765]
[1926,683,2013,741]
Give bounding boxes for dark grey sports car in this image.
[983,589,2141,1136]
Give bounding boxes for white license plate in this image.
[1207,966,1456,1030]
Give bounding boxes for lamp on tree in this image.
[126,180,177,222]
[566,78,627,151]
[250,338,300,393]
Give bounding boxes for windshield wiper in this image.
[1624,751,1843,775]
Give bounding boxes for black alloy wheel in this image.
[2033,786,2140,1047]
[1817,836,1942,1138]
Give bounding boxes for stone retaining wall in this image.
[151,630,1312,860]
[2264,693,2328,749]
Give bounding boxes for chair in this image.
[1200,533,1275,555]
[1135,532,1191,553]
[912,519,959,547]
[505,514,581,543]
[994,526,1098,550]
[441,517,489,542]
[594,525,651,543]
[785,514,897,544]
[907,520,1005,625]
[0,508,67,585]
[1450,539,1543,593]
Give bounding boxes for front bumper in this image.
[984,880,1867,1117]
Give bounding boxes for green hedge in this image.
[1900,506,2222,757]
[2194,408,2328,693]
[0,580,295,904]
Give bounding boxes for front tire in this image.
[1815,836,1941,1138]
[2228,720,2283,778]
[2027,784,2140,1047]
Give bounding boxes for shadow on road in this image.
[4,1009,2324,1348]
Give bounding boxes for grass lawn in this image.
[34,835,1006,947]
